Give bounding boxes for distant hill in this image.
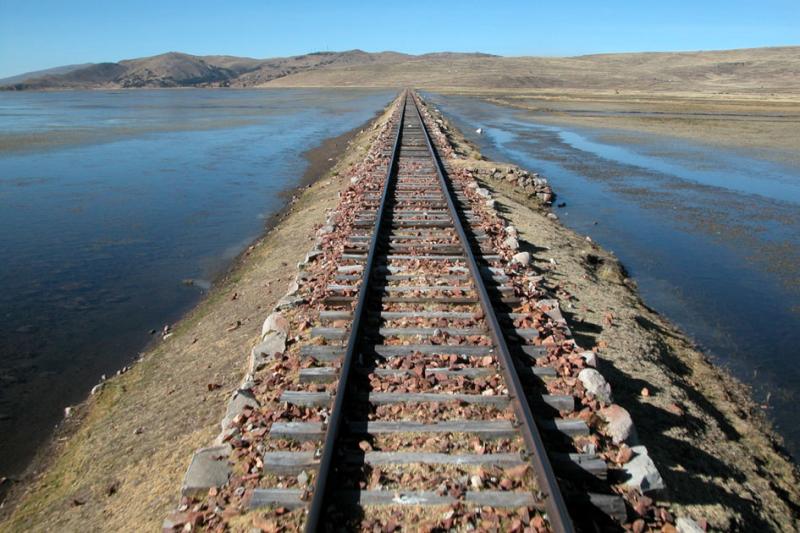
[0,50,424,90]
[0,63,95,85]
[3,47,799,94]
[264,46,800,95]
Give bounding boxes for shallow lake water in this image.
[0,88,394,477]
[426,93,800,460]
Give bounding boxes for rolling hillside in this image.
[3,47,799,94]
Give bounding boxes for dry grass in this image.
[263,46,800,96]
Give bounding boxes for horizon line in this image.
[3,43,799,81]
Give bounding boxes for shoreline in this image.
[425,90,800,459]
[0,98,385,485]
[454,90,800,168]
[3,93,799,531]
[0,104,388,520]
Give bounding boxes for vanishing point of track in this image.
[309,92,571,531]
[302,93,572,531]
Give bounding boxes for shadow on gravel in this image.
[633,317,742,442]
[561,309,604,350]
[599,346,780,529]
[517,238,551,261]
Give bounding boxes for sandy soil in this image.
[2,94,798,532]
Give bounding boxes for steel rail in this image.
[409,93,575,533]
[304,92,408,533]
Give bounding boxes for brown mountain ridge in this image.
[3,47,799,94]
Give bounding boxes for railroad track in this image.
[237,91,628,531]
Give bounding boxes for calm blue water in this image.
[0,89,394,477]
[426,93,800,460]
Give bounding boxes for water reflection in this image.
[0,88,394,477]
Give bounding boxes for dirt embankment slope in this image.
[1,93,798,532]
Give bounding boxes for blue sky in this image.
[1,0,798,78]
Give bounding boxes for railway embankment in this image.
[425,97,800,531]
[2,92,798,532]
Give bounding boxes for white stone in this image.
[546,212,558,220]
[503,236,519,250]
[676,517,704,533]
[623,446,665,493]
[476,187,491,198]
[297,470,309,485]
[276,294,303,311]
[250,331,286,372]
[285,280,299,297]
[599,404,635,445]
[504,226,518,238]
[537,299,566,325]
[262,312,289,340]
[580,351,598,368]
[511,251,531,266]
[181,445,232,497]
[578,368,612,404]
[304,250,322,264]
[90,383,104,395]
[485,199,496,209]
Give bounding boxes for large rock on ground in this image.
[676,517,704,533]
[511,251,531,266]
[181,445,232,497]
[578,368,613,404]
[622,446,665,493]
[580,350,598,367]
[261,311,289,340]
[599,404,635,444]
[504,236,520,250]
[250,331,286,372]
